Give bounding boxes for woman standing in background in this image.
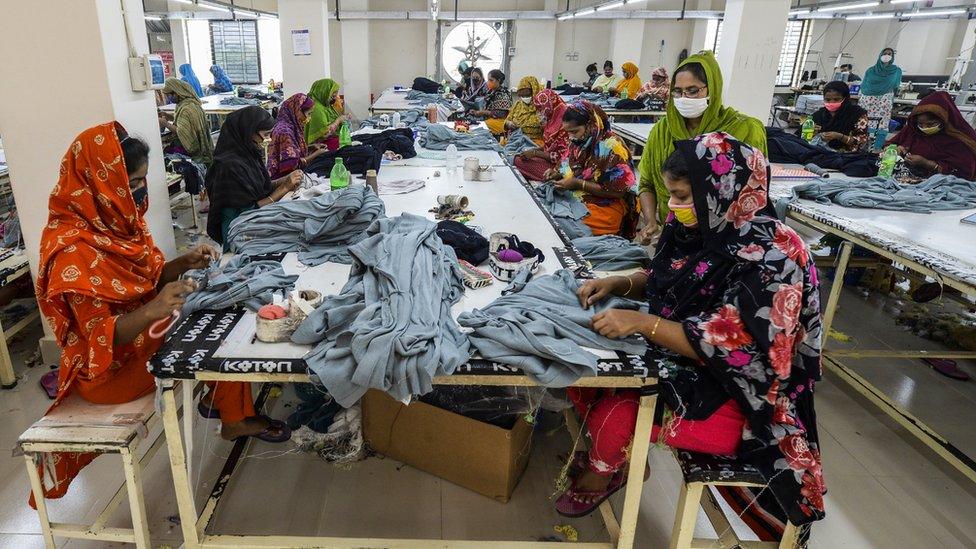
[859,48,902,133]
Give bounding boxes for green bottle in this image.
[330,158,350,190]
[801,117,815,142]
[878,144,899,179]
[338,122,352,148]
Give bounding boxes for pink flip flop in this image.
[555,470,626,518]
[923,358,971,381]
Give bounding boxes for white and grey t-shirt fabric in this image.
[181,255,299,316]
[291,213,472,407]
[782,174,976,215]
[572,235,649,271]
[457,269,647,388]
[225,185,386,266]
[534,182,593,240]
[419,124,502,152]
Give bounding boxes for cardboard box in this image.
[362,389,534,503]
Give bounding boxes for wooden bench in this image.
[670,450,801,549]
[18,391,164,548]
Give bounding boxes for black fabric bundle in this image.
[436,220,489,264]
[353,128,417,159]
[412,77,441,94]
[306,144,383,177]
[765,127,879,177]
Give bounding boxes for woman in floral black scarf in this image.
[560,132,825,538]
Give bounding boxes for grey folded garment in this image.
[503,129,539,160]
[219,96,261,106]
[457,269,646,388]
[577,92,617,109]
[534,182,593,240]
[404,90,461,109]
[292,214,472,407]
[572,235,648,271]
[358,108,430,130]
[786,174,976,214]
[419,124,502,152]
[225,185,386,265]
[182,255,298,316]
[378,179,425,195]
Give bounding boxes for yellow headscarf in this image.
[505,76,544,141]
[616,62,642,98]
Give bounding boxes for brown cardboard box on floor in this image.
[362,389,534,503]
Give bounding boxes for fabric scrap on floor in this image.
[571,235,649,271]
[226,184,386,265]
[292,214,472,407]
[782,174,976,214]
[181,254,298,315]
[534,182,593,240]
[456,269,646,387]
[419,124,502,152]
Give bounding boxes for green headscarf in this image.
[305,78,341,145]
[163,78,213,164]
[637,51,767,222]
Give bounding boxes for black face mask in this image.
[472,78,482,86]
[131,185,148,208]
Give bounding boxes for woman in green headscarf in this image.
[636,51,766,244]
[859,48,902,134]
[305,78,351,150]
[159,78,214,165]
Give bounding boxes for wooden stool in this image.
[18,392,163,548]
[670,450,801,549]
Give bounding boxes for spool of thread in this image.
[498,249,524,263]
[464,157,480,171]
[803,163,829,177]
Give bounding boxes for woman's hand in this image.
[577,276,627,309]
[554,176,581,191]
[896,145,908,156]
[591,309,650,339]
[638,221,660,246]
[905,154,938,172]
[144,280,197,321]
[544,168,562,181]
[819,131,843,142]
[504,120,517,131]
[181,244,219,270]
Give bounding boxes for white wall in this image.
[368,20,429,93]
[553,20,611,84]
[510,20,557,84]
[641,20,695,74]
[894,20,960,75]
[186,19,214,87]
[258,18,284,83]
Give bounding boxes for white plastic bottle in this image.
[446,144,458,176]
[392,111,401,128]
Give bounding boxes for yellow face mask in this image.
[668,198,698,227]
[918,124,941,135]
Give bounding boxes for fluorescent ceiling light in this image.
[819,2,879,12]
[847,13,895,19]
[789,8,811,15]
[174,0,195,4]
[597,1,626,10]
[235,10,258,17]
[889,0,916,3]
[576,7,596,16]
[557,13,574,20]
[198,1,231,13]
[144,15,163,20]
[903,9,966,17]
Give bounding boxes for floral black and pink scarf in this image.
[646,132,826,526]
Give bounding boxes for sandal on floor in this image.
[40,370,58,399]
[555,471,626,518]
[233,416,292,443]
[923,358,971,381]
[198,400,221,419]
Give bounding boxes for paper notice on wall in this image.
[292,30,311,56]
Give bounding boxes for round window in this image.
[441,22,504,83]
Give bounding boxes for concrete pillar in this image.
[339,0,372,117]
[690,0,716,54]
[278,0,332,97]
[0,0,177,354]
[715,0,791,121]
[168,1,190,69]
[609,20,645,69]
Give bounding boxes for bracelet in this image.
[620,275,633,295]
[650,316,663,339]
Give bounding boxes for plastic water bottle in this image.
[446,144,458,176]
[392,111,401,128]
[557,72,564,86]
[620,88,629,100]
[338,122,352,148]
[878,144,899,179]
[330,158,350,190]
[801,117,815,142]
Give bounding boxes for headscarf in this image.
[268,93,314,179]
[564,100,633,193]
[206,106,276,242]
[506,76,544,140]
[178,63,205,97]
[648,132,825,527]
[812,80,867,150]
[210,64,234,93]
[638,51,767,222]
[533,89,569,162]
[888,91,976,180]
[37,122,166,401]
[163,78,213,164]
[860,49,902,97]
[615,62,642,98]
[637,67,670,102]
[305,78,342,145]
[462,68,489,102]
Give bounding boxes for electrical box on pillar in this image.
[128,54,166,91]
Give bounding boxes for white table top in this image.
[612,122,654,146]
[159,92,273,113]
[370,88,423,112]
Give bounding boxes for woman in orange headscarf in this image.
[612,62,641,99]
[31,122,290,506]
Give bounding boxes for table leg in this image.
[617,391,656,549]
[0,316,17,389]
[161,382,201,548]
[183,379,195,487]
[821,241,852,344]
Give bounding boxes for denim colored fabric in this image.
[405,90,462,109]
[225,185,386,265]
[534,182,593,239]
[503,129,540,160]
[292,214,472,407]
[572,235,649,271]
[182,255,298,315]
[786,174,976,214]
[419,124,502,152]
[358,109,430,130]
[456,269,646,387]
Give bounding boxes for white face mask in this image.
[674,96,709,118]
[880,54,893,63]
[521,96,532,104]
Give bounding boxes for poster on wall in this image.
[291,30,311,56]
[158,50,174,76]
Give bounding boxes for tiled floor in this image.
[2,211,976,547]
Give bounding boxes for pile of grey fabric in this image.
[502,129,539,160]
[292,214,472,407]
[457,269,647,387]
[572,235,648,271]
[419,124,502,152]
[534,182,593,239]
[358,108,430,130]
[219,96,261,106]
[225,185,386,266]
[182,255,298,315]
[577,92,618,110]
[405,90,461,109]
[783,174,976,214]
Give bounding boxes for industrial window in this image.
[209,20,261,84]
[776,20,812,87]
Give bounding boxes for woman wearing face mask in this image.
[810,80,868,152]
[585,63,600,88]
[504,76,545,144]
[514,89,569,181]
[859,48,902,133]
[636,51,766,245]
[305,78,353,150]
[545,101,633,235]
[207,106,303,247]
[30,123,290,508]
[887,91,976,180]
[473,69,513,135]
[461,67,488,103]
[636,67,671,103]
[560,133,825,538]
[610,62,641,99]
[267,93,330,179]
[158,78,214,165]
[591,60,621,93]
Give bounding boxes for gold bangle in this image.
[650,316,663,340]
[621,275,633,295]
